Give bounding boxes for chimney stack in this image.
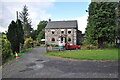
[49,19,51,22]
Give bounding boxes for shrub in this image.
[24,37,33,48]
[2,39,12,64]
[83,40,98,46]
[81,44,98,50]
[103,43,116,48]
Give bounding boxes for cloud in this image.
[0,0,56,2]
[76,16,88,34]
[0,1,55,32]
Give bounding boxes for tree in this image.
[30,29,38,40]
[2,39,12,64]
[19,5,32,39]
[116,2,120,44]
[85,2,118,48]
[16,19,24,44]
[7,21,19,53]
[37,20,48,34]
[7,19,24,54]
[36,20,48,42]
[36,30,45,43]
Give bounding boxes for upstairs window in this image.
[61,31,64,34]
[68,31,71,34]
[51,38,55,42]
[52,31,54,34]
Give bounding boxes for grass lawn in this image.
[45,48,119,60]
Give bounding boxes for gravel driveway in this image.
[2,47,118,78]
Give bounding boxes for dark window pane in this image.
[52,38,55,41]
[52,31,54,34]
[61,31,64,34]
[68,38,71,42]
[68,31,71,34]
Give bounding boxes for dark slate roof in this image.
[45,20,78,29]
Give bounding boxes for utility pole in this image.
[16,11,18,20]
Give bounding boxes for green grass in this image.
[45,48,119,60]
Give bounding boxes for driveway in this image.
[2,47,118,78]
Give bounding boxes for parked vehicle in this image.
[63,43,81,50]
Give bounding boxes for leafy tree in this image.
[85,2,117,48]
[7,21,19,53]
[36,30,45,43]
[30,29,38,40]
[2,39,12,64]
[24,37,33,48]
[7,19,24,54]
[36,20,48,42]
[37,20,48,35]
[116,2,120,44]
[16,19,24,44]
[19,5,32,39]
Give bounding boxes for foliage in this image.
[19,5,32,39]
[24,37,33,48]
[83,40,98,46]
[36,30,45,43]
[85,2,118,48]
[30,30,38,40]
[103,43,117,48]
[16,19,24,44]
[116,2,120,43]
[36,20,48,42]
[2,39,12,64]
[37,20,48,34]
[7,21,19,53]
[7,19,24,54]
[81,44,98,50]
[46,49,119,60]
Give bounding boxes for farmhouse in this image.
[45,20,82,45]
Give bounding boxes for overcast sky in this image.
[0,0,91,33]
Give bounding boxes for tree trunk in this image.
[98,38,104,48]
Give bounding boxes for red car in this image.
[63,43,81,50]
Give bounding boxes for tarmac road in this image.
[2,47,118,78]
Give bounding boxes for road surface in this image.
[2,47,118,78]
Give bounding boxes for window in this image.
[68,31,71,34]
[61,31,64,34]
[52,31,54,34]
[51,38,55,42]
[61,37,64,41]
[68,37,71,42]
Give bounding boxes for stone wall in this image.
[45,28,77,45]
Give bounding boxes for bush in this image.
[2,39,12,64]
[83,40,98,46]
[103,43,116,48]
[24,37,33,48]
[81,44,98,50]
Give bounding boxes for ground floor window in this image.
[51,38,55,42]
[68,37,71,42]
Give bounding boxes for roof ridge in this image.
[49,20,77,22]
